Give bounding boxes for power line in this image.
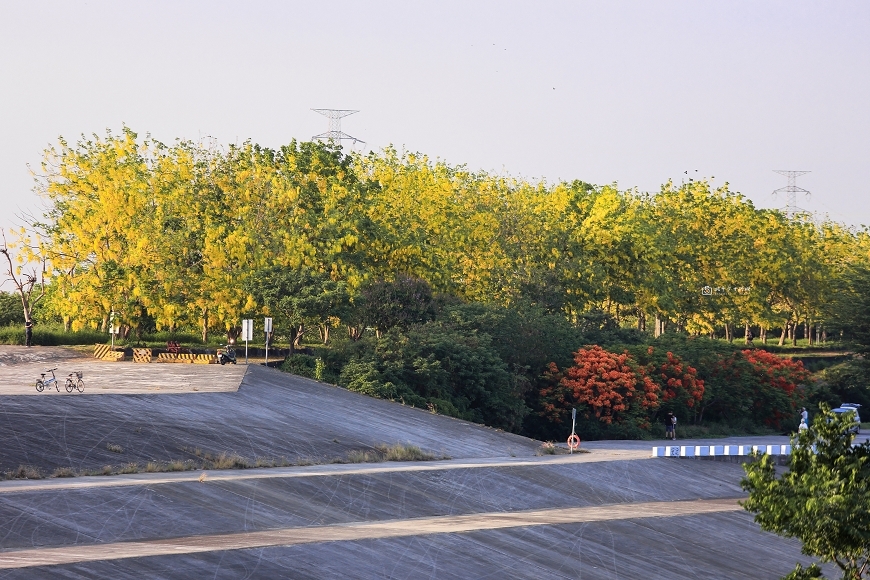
[311,109,364,149]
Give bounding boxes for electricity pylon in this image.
[311,109,364,149]
[772,170,810,217]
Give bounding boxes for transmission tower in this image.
[772,170,811,217]
[311,109,364,149]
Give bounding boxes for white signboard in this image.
[241,319,253,342]
[264,317,273,333]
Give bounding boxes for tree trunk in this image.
[637,311,645,332]
[778,321,788,346]
[761,326,767,345]
[725,323,733,343]
[791,321,797,346]
[744,322,751,345]
[805,320,811,346]
[293,323,305,349]
[201,307,208,344]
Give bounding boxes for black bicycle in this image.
[65,371,84,393]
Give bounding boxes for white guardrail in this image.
[652,444,793,458]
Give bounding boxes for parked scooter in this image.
[217,343,237,365]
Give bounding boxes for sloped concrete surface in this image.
[0,459,746,551]
[0,364,539,473]
[0,347,828,579]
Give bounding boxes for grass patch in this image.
[2,443,447,482]
[106,443,124,454]
[7,465,43,480]
[376,443,440,462]
[345,450,382,463]
[536,441,558,455]
[208,453,250,470]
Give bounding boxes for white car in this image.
[832,403,862,435]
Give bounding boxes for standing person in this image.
[665,412,676,440]
[24,320,33,347]
[800,407,808,426]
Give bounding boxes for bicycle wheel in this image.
[76,379,85,393]
[65,379,74,393]
[35,380,44,393]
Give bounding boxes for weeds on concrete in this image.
[4,465,44,480]
[2,442,446,483]
[537,442,557,455]
[339,443,444,464]
[106,443,124,454]
[378,443,439,461]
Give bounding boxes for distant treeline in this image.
[11,127,865,345]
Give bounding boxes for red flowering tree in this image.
[632,346,704,422]
[540,345,659,427]
[741,349,809,429]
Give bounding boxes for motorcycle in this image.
[217,344,237,365]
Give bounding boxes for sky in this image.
[1,0,868,233]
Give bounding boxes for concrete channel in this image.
[0,346,823,578]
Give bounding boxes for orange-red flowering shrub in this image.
[540,345,659,425]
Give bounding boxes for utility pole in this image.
[312,109,364,150]
[772,170,811,217]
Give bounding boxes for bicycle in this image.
[35,368,61,392]
[65,371,85,393]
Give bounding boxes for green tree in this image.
[359,275,436,335]
[742,405,870,579]
[248,267,347,352]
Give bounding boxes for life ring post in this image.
[568,408,580,453]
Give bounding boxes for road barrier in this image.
[132,348,153,363]
[156,352,216,364]
[93,344,125,362]
[652,444,793,458]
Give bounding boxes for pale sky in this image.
[1,0,868,233]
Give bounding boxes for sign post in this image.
[241,319,253,364]
[264,317,273,365]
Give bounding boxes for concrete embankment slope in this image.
[0,362,539,472]
[0,453,814,579]
[0,348,822,578]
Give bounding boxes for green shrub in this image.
[339,360,398,399]
[281,353,318,378]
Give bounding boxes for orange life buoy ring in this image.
[567,434,581,450]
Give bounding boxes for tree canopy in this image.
[742,405,870,579]
[20,128,867,345]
